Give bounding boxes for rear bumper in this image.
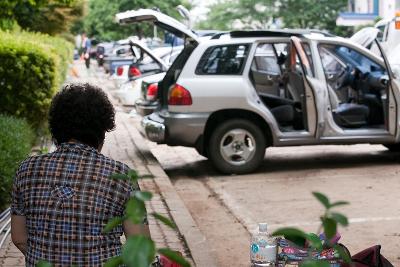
[140,111,209,146]
[135,99,158,116]
[140,113,165,143]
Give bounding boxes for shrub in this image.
[0,30,73,129]
[0,114,34,209]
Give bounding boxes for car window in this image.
[253,43,281,74]
[319,46,347,73]
[195,44,250,75]
[319,44,384,73]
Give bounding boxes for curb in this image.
[129,118,218,267]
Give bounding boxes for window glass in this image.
[253,44,280,74]
[301,43,314,77]
[196,44,250,75]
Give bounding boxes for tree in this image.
[14,0,84,35]
[197,0,276,31]
[278,0,351,35]
[197,0,352,36]
[0,0,84,35]
[83,0,191,41]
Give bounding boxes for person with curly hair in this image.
[11,83,150,266]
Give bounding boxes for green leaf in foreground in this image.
[134,191,153,201]
[122,235,156,267]
[322,217,337,239]
[312,192,330,209]
[104,256,123,267]
[36,260,53,267]
[151,212,176,229]
[306,233,323,251]
[125,197,147,224]
[330,212,349,227]
[158,248,191,267]
[300,259,330,267]
[103,216,124,233]
[330,201,349,208]
[334,244,352,263]
[272,227,307,247]
[110,173,129,180]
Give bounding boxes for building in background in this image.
[337,0,400,26]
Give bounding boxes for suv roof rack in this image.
[211,29,334,39]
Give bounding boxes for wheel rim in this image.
[219,128,256,166]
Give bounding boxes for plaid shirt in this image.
[11,142,137,267]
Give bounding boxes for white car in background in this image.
[113,40,182,106]
[351,14,400,78]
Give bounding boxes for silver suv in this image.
[117,9,400,174]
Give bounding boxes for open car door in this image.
[374,39,399,137]
[115,38,169,79]
[115,9,199,44]
[289,36,319,137]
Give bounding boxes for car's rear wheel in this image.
[208,119,266,174]
[383,144,400,152]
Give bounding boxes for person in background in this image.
[81,33,91,69]
[11,83,150,266]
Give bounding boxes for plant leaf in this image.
[322,217,337,240]
[334,244,352,263]
[103,217,124,233]
[300,260,330,267]
[312,192,330,209]
[110,173,129,180]
[330,212,349,227]
[104,256,123,267]
[151,212,176,229]
[128,169,139,179]
[158,248,191,267]
[122,235,156,267]
[330,201,349,208]
[272,227,307,247]
[134,191,153,201]
[306,232,323,251]
[125,197,147,224]
[36,261,53,267]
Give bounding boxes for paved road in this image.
[136,126,400,266]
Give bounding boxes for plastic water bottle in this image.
[250,223,277,267]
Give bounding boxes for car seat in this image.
[328,85,370,128]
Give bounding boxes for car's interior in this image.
[248,42,309,132]
[318,44,388,129]
[248,41,389,132]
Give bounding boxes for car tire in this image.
[208,119,266,174]
[383,144,400,152]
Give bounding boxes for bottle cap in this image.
[258,223,268,232]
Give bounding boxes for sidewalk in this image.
[0,61,216,266]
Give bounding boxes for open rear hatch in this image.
[115,9,199,44]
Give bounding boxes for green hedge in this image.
[0,114,34,209]
[0,31,73,129]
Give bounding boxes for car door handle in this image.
[266,75,273,80]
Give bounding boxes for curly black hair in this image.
[49,83,115,148]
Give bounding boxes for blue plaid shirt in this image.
[11,142,136,266]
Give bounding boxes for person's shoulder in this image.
[98,153,130,174]
[17,154,43,173]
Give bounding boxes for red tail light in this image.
[168,84,192,105]
[116,66,123,76]
[146,83,158,101]
[129,66,141,77]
